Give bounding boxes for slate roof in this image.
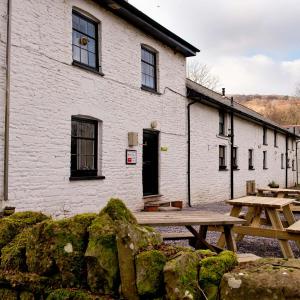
[186,79,300,138]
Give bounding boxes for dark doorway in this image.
[143,130,159,196]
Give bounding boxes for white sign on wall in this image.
[126,150,137,165]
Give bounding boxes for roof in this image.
[186,79,300,138]
[94,0,200,57]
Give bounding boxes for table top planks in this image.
[257,187,300,194]
[134,211,245,226]
[226,196,295,208]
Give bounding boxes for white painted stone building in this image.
[0,0,298,216]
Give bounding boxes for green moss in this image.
[19,291,35,300]
[85,213,119,295]
[136,250,166,298]
[1,228,32,271]
[0,212,49,251]
[26,213,96,288]
[100,198,137,224]
[0,288,18,299]
[199,250,237,300]
[46,289,96,300]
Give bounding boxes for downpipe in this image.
[4,0,12,201]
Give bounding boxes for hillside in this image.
[233,95,300,126]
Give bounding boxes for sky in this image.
[129,0,300,95]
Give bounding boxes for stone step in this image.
[145,200,171,207]
[158,206,181,212]
[237,253,261,264]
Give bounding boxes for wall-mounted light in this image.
[151,121,158,129]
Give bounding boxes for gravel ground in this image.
[156,201,300,258]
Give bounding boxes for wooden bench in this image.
[161,232,194,240]
[287,220,300,234]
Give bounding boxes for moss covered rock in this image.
[85,213,119,295]
[26,213,97,287]
[164,250,201,300]
[199,250,237,300]
[136,250,166,298]
[0,211,48,251]
[0,288,18,299]
[19,291,35,300]
[220,258,300,300]
[1,228,33,271]
[46,288,102,300]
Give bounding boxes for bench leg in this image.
[217,206,242,248]
[223,225,237,252]
[266,208,294,258]
[282,205,300,250]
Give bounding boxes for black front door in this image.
[143,130,159,196]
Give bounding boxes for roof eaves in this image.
[94,0,200,57]
[186,79,300,139]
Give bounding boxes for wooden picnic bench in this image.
[257,187,300,198]
[134,211,245,253]
[217,196,300,258]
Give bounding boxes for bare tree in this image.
[187,60,220,91]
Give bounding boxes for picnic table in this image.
[134,211,245,253]
[257,187,300,198]
[217,196,300,258]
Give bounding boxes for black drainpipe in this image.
[296,140,299,186]
[230,97,234,199]
[187,100,197,207]
[286,135,288,188]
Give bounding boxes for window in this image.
[232,147,238,170]
[263,151,267,169]
[281,153,284,169]
[141,47,157,91]
[219,111,225,135]
[249,149,254,170]
[274,131,278,147]
[71,117,98,178]
[263,127,267,145]
[287,158,291,168]
[72,11,98,70]
[219,145,227,170]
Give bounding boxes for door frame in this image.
[142,129,160,196]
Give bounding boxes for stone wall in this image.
[7,0,187,216]
[190,102,297,204]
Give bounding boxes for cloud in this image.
[129,0,300,94]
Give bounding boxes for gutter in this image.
[187,100,196,207]
[296,141,299,186]
[4,0,12,201]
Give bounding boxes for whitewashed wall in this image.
[6,0,188,216]
[190,102,297,205]
[0,0,7,201]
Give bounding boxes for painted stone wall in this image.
[190,102,297,204]
[0,0,7,201]
[7,0,188,216]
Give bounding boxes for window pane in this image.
[72,45,80,61]
[72,14,80,30]
[86,155,95,170]
[87,22,96,37]
[142,73,147,86]
[88,52,96,68]
[88,39,96,53]
[81,49,88,65]
[86,140,95,155]
[72,31,81,46]
[79,18,88,34]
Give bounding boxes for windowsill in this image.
[233,168,240,171]
[263,168,268,170]
[263,143,268,146]
[143,194,163,199]
[69,175,106,181]
[72,61,104,76]
[274,145,278,148]
[219,167,228,171]
[141,86,162,95]
[248,167,255,171]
